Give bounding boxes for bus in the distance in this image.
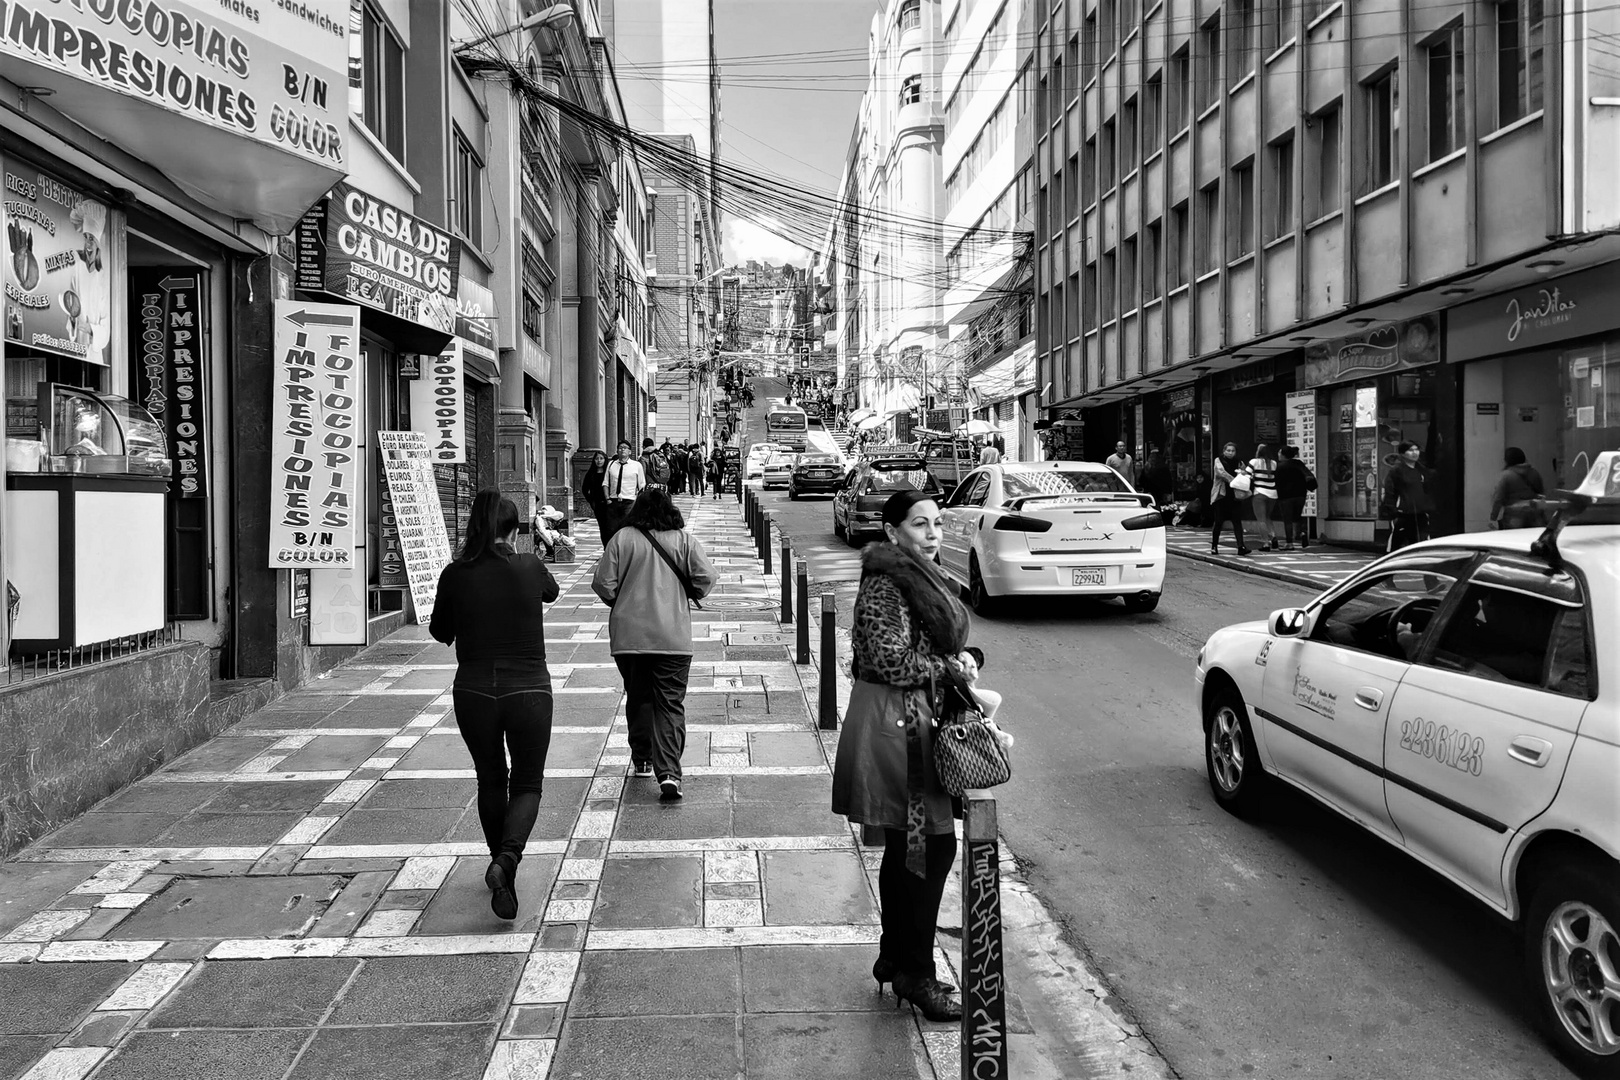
[765,403,808,450]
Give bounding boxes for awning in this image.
[0,1,350,234]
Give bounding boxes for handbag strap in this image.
[635,527,700,606]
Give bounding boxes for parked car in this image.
[746,442,785,480]
[1195,467,1620,1075]
[936,461,1165,614]
[763,449,795,489]
[789,452,845,499]
[920,437,980,492]
[832,455,941,545]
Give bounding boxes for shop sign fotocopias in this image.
[2,162,112,364]
[296,183,460,334]
[130,268,208,497]
[268,299,362,569]
[409,340,465,463]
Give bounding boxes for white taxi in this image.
[1194,458,1620,1074]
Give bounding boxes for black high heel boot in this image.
[485,855,518,920]
[892,973,962,1022]
[873,957,955,995]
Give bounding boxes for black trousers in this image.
[452,685,554,865]
[1210,494,1246,550]
[690,471,706,495]
[670,469,686,494]
[615,654,692,781]
[879,829,958,981]
[1275,496,1307,543]
[602,500,634,542]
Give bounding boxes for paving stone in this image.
[375,889,436,910]
[287,1024,494,1080]
[732,803,850,838]
[391,738,473,771]
[388,669,456,691]
[0,1036,52,1080]
[147,958,359,1028]
[762,851,878,926]
[560,667,625,687]
[111,876,345,940]
[733,775,828,804]
[326,955,523,1025]
[571,949,739,1016]
[63,907,135,940]
[93,1030,308,1080]
[358,779,472,810]
[94,783,225,815]
[742,1011,918,1078]
[152,940,214,960]
[0,863,101,935]
[164,738,279,774]
[766,693,813,720]
[738,946,893,1013]
[592,857,702,929]
[537,923,585,950]
[748,732,825,767]
[448,805,577,844]
[566,840,607,859]
[619,776,729,806]
[199,781,339,813]
[553,1015,739,1080]
[308,872,394,937]
[613,805,732,842]
[415,856,560,935]
[503,1003,563,1039]
[38,813,182,848]
[320,808,460,846]
[275,735,390,772]
[542,733,610,770]
[62,1010,141,1048]
[153,811,307,847]
[292,859,405,875]
[0,963,128,1034]
[232,709,336,731]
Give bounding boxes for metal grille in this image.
[5,624,185,685]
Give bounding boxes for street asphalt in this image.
[742,378,1579,1080]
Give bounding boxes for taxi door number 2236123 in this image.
[1399,719,1484,776]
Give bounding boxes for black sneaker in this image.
[633,760,654,778]
[659,778,683,802]
[485,858,518,921]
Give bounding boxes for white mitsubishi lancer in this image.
[1194,453,1620,1075]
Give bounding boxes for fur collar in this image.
[861,542,969,654]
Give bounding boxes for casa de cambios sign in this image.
[296,184,461,336]
[1447,263,1620,362]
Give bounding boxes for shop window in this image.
[1362,68,1399,193]
[454,130,484,248]
[1306,105,1342,219]
[1494,0,1544,128]
[1266,135,1294,242]
[361,2,406,161]
[1425,25,1466,161]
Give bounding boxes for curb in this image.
[1168,547,1334,591]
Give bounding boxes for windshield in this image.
[863,468,938,494]
[1002,470,1131,497]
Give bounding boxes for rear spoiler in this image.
[1007,492,1154,512]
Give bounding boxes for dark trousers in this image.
[879,830,958,981]
[690,471,705,496]
[602,500,634,541]
[1276,496,1307,543]
[670,469,686,494]
[614,654,692,781]
[452,686,554,865]
[1389,512,1430,551]
[1210,494,1246,550]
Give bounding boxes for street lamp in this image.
[453,4,577,55]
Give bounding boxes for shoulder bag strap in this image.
[635,527,701,607]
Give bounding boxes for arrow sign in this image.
[284,308,356,328]
[159,275,197,290]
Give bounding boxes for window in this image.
[1143,221,1162,299]
[1122,97,1139,172]
[1169,201,1190,287]
[1263,0,1294,53]
[898,0,920,32]
[1064,271,1079,338]
[1050,57,1065,117]
[1494,0,1545,127]
[1121,0,1139,36]
[1144,73,1164,154]
[1310,562,1464,661]
[1364,69,1399,192]
[1081,141,1096,208]
[1101,251,1116,323]
[1198,183,1220,274]
[1427,565,1590,698]
[900,75,922,106]
[1169,49,1192,132]
[453,131,483,247]
[1306,105,1342,219]
[1229,0,1256,82]
[1067,37,1082,102]
[1083,15,1098,79]
[1120,236,1137,313]
[1197,17,1222,113]
[1082,263,1097,328]
[361,1,405,160]
[1101,120,1116,191]
[948,472,992,507]
[1100,0,1118,62]
[522,289,544,345]
[1265,136,1293,242]
[1426,25,1465,161]
[1229,164,1254,259]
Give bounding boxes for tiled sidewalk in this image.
[0,496,957,1080]
[1165,526,1382,590]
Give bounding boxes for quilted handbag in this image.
[932,669,1011,796]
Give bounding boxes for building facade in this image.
[1032,0,1620,541]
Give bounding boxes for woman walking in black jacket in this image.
[430,490,560,920]
[580,451,611,545]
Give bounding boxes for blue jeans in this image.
[453,673,553,864]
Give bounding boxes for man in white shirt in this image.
[603,440,646,537]
[1106,440,1136,485]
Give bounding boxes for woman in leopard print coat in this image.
[831,490,969,1022]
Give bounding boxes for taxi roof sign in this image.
[1572,450,1620,500]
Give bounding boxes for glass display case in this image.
[32,384,171,476]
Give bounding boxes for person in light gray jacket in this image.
[592,486,718,801]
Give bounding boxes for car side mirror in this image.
[1271,608,1310,637]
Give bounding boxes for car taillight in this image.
[1122,511,1165,531]
[993,514,1054,533]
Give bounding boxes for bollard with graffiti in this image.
[961,792,1007,1080]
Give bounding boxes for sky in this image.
[712,0,875,266]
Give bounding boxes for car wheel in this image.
[833,515,846,539]
[1203,680,1267,817]
[1123,592,1161,614]
[1523,863,1620,1076]
[967,555,997,616]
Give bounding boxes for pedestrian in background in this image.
[1491,447,1546,529]
[1210,443,1252,556]
[666,442,686,495]
[1381,441,1433,550]
[1106,440,1137,485]
[1274,446,1316,550]
[603,440,645,539]
[641,439,671,489]
[707,448,724,499]
[1139,450,1174,507]
[592,487,717,801]
[978,440,1002,465]
[832,490,975,1024]
[430,490,560,921]
[1248,443,1280,551]
[688,443,707,496]
[580,450,610,546]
